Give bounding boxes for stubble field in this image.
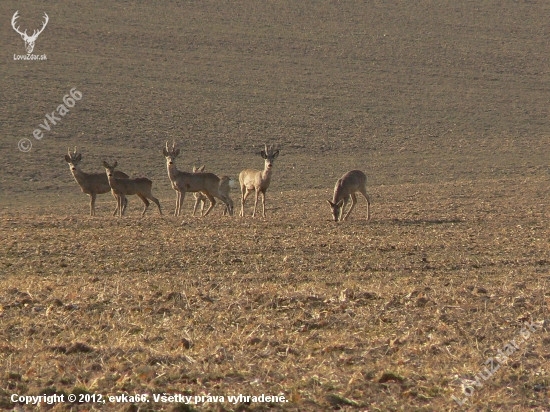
[1,1,550,411]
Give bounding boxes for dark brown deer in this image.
[163,142,233,217]
[102,161,162,218]
[65,147,128,216]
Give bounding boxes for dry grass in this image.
[3,0,550,410]
[1,178,550,411]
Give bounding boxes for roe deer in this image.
[102,161,162,217]
[327,170,371,222]
[192,166,235,216]
[163,142,234,217]
[65,147,128,216]
[192,165,207,216]
[219,175,235,216]
[239,144,279,217]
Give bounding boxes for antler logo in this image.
[11,10,49,54]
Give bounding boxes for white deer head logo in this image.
[11,11,49,54]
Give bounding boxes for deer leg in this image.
[111,192,119,216]
[117,195,125,217]
[178,191,186,217]
[339,195,350,221]
[218,193,233,217]
[240,187,246,217]
[359,186,371,220]
[225,196,234,216]
[261,191,267,218]
[137,194,150,217]
[181,191,185,216]
[221,196,230,216]
[343,193,357,221]
[148,194,162,216]
[192,194,199,216]
[241,188,251,217]
[203,193,216,217]
[113,195,119,217]
[201,197,206,217]
[90,193,96,216]
[174,191,180,216]
[252,189,261,217]
[112,193,119,216]
[120,195,128,217]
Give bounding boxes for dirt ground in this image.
[1,1,550,411]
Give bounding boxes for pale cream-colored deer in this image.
[239,144,279,218]
[192,165,235,217]
[327,170,371,222]
[163,142,234,217]
[102,161,162,218]
[65,147,128,216]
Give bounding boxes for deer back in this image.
[174,170,220,194]
[332,170,367,202]
[110,176,152,196]
[71,170,111,195]
[239,168,271,191]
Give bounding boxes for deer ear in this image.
[75,154,82,161]
[64,154,71,162]
[273,150,280,158]
[174,149,180,157]
[162,148,168,156]
[198,165,205,172]
[336,199,344,207]
[113,160,118,168]
[102,161,109,168]
[260,150,267,159]
[327,200,334,207]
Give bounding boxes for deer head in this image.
[260,144,279,170]
[12,11,49,54]
[102,161,119,179]
[64,147,82,172]
[163,141,180,166]
[327,199,345,222]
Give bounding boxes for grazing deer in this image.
[192,166,235,216]
[239,144,279,217]
[327,170,371,222]
[65,147,128,216]
[102,161,162,217]
[163,142,234,217]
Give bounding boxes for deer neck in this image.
[71,167,90,186]
[166,162,180,182]
[261,165,273,182]
[332,184,346,204]
[106,174,120,191]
